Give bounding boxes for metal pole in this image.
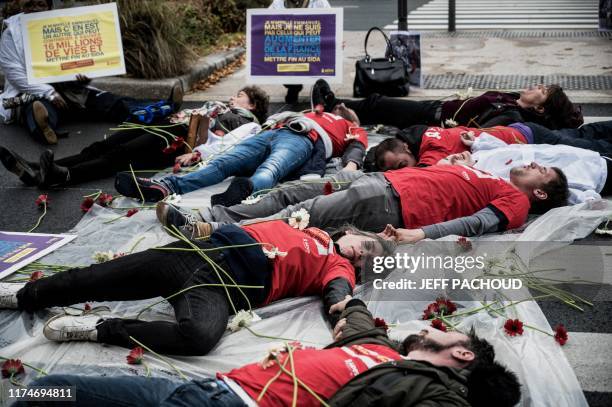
[448,0,456,32]
[398,0,408,31]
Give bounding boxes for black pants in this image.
[343,93,441,128]
[54,123,186,184]
[527,120,612,156]
[23,88,153,142]
[16,241,265,355]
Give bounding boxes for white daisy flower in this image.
[228,310,261,332]
[288,209,310,230]
[92,251,114,263]
[262,246,288,259]
[456,86,473,100]
[444,119,458,128]
[241,195,264,205]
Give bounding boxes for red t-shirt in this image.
[384,165,530,230]
[304,112,368,157]
[418,126,527,166]
[222,343,402,407]
[241,221,356,305]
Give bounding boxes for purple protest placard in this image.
[247,8,343,84]
[0,231,76,279]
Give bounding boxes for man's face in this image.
[519,84,549,108]
[438,151,474,167]
[380,145,417,170]
[404,329,470,354]
[510,162,557,201]
[22,0,49,14]
[229,90,254,111]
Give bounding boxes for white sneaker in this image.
[0,282,25,309]
[43,314,101,342]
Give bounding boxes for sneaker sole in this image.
[32,101,57,145]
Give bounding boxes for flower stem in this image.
[129,164,146,203]
[286,343,299,407]
[129,236,146,254]
[128,336,187,380]
[27,204,47,233]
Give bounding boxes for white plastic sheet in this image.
[1,175,611,406]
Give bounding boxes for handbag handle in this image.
[363,27,394,62]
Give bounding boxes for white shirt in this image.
[194,122,261,161]
[472,133,607,204]
[0,14,55,123]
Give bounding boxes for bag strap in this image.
[363,27,393,62]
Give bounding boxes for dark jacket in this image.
[326,299,471,407]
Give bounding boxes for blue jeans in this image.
[164,128,314,194]
[21,375,245,407]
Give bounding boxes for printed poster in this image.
[20,3,126,85]
[0,232,76,279]
[247,8,343,84]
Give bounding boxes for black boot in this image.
[39,150,70,187]
[284,85,303,105]
[0,146,41,186]
[211,177,253,207]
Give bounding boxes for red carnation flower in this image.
[1,359,25,378]
[84,303,92,311]
[191,151,202,163]
[435,297,457,315]
[80,197,95,213]
[554,324,568,346]
[29,271,44,281]
[171,137,185,150]
[35,194,49,208]
[173,162,181,174]
[505,159,513,165]
[314,104,324,114]
[126,208,139,217]
[323,181,333,195]
[373,317,389,331]
[503,319,524,336]
[431,319,447,332]
[163,146,176,154]
[97,193,113,207]
[456,236,472,251]
[422,303,440,320]
[126,347,144,365]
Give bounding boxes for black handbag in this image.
[353,27,410,98]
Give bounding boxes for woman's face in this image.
[229,91,255,111]
[336,232,385,267]
[519,84,549,108]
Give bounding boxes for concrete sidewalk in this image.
[186,30,612,104]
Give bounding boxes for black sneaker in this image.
[156,201,199,228]
[0,147,40,186]
[211,177,253,207]
[311,79,338,112]
[115,172,170,202]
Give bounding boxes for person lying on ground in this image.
[115,104,368,207]
[312,78,583,130]
[21,299,521,407]
[0,87,269,187]
[370,120,612,172]
[0,222,392,355]
[158,163,569,242]
[0,1,184,144]
[450,137,610,204]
